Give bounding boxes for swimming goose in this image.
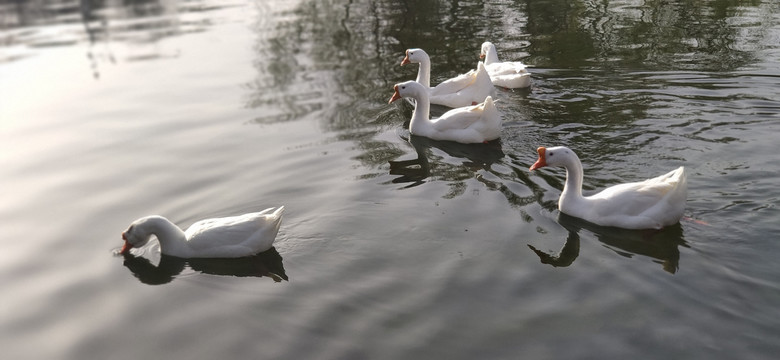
[401,48,495,108]
[119,207,284,258]
[389,80,501,144]
[530,146,687,229]
[479,41,531,89]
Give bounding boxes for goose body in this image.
[401,48,495,108]
[530,146,687,229]
[120,207,284,258]
[389,80,501,144]
[480,42,531,89]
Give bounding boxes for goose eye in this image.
[549,152,554,156]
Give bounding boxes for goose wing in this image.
[587,167,686,217]
[430,70,476,96]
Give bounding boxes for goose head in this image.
[388,80,426,103]
[120,216,160,254]
[480,42,501,65]
[480,42,495,59]
[530,146,579,171]
[401,48,429,66]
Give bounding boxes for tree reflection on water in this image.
[244,0,773,183]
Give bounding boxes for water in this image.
[1,0,779,358]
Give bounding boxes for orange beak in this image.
[529,147,547,171]
[120,240,133,254]
[479,53,485,59]
[389,85,402,103]
[120,232,132,254]
[401,50,411,66]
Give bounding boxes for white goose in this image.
[119,207,284,258]
[401,48,495,108]
[479,41,531,89]
[530,146,687,229]
[389,80,501,144]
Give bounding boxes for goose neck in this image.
[145,216,189,255]
[416,59,431,88]
[485,49,500,66]
[561,158,585,201]
[409,92,432,136]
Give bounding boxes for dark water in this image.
[2,0,779,358]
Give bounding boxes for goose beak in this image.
[529,147,547,171]
[119,240,133,254]
[389,85,402,103]
[119,232,133,254]
[479,54,485,59]
[401,50,411,66]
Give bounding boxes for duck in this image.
[119,207,284,258]
[529,146,687,229]
[401,48,495,108]
[389,80,501,144]
[479,41,531,89]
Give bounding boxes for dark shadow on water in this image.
[121,247,288,285]
[529,213,687,274]
[389,134,504,188]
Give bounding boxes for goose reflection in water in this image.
[389,134,504,187]
[121,246,288,285]
[529,213,687,274]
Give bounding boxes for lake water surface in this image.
[2,0,779,359]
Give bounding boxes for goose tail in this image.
[272,206,285,219]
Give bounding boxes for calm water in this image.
[2,0,779,358]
